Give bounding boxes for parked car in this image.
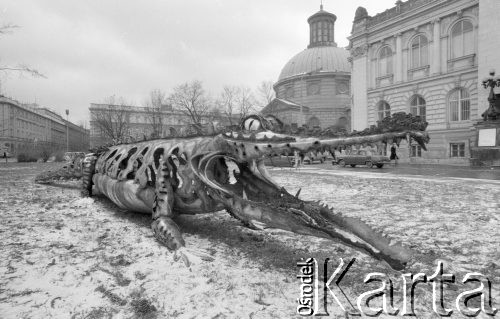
[290,151,332,165]
[333,150,390,168]
[303,151,329,164]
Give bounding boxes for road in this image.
[295,162,500,181]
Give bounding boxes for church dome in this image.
[277,46,350,82]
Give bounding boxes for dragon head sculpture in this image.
[187,113,429,270]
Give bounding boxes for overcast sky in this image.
[1,0,396,125]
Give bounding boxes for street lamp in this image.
[65,109,69,152]
[481,69,500,121]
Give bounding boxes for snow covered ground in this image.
[0,163,498,318]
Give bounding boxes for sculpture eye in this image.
[243,118,261,131]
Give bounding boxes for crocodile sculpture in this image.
[36,113,429,270]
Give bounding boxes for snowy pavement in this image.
[0,163,499,318]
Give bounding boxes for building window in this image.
[449,88,470,121]
[315,22,320,42]
[307,116,321,129]
[410,35,428,68]
[338,117,348,129]
[378,46,393,76]
[410,95,426,121]
[410,145,422,157]
[451,20,474,58]
[377,101,391,121]
[285,86,294,99]
[450,143,465,157]
[322,21,328,42]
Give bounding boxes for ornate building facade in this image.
[0,96,89,155]
[350,0,500,165]
[261,5,351,131]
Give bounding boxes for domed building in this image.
[261,5,351,130]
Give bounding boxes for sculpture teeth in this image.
[295,188,301,198]
[242,189,248,200]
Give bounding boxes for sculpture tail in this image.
[35,152,88,185]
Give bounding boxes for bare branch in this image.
[168,80,211,132]
[144,89,168,138]
[216,85,257,125]
[216,86,239,126]
[236,86,257,122]
[256,80,275,106]
[0,23,20,35]
[90,96,130,143]
[0,24,46,80]
[0,64,47,78]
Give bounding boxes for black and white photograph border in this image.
[1,0,500,318]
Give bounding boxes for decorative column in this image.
[395,33,403,83]
[350,43,369,130]
[432,18,441,75]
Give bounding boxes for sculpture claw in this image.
[173,247,215,268]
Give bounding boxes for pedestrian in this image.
[3,152,6,163]
[293,150,305,169]
[390,143,398,165]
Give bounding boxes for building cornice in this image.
[274,71,350,89]
[89,103,229,119]
[350,0,478,42]
[367,0,445,28]
[367,67,478,94]
[1,96,87,130]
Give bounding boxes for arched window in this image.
[307,116,321,129]
[410,95,426,121]
[451,20,474,58]
[321,21,326,42]
[317,22,322,43]
[410,35,428,68]
[449,88,470,121]
[338,117,348,128]
[312,23,317,43]
[377,101,391,121]
[378,47,393,76]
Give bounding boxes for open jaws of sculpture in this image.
[36,114,430,270]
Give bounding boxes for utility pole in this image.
[65,109,69,152]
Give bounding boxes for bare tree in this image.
[256,80,275,107]
[216,85,257,125]
[90,95,130,144]
[0,23,46,85]
[200,107,225,134]
[235,86,257,122]
[216,86,238,126]
[0,23,19,35]
[144,89,167,138]
[168,80,211,132]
